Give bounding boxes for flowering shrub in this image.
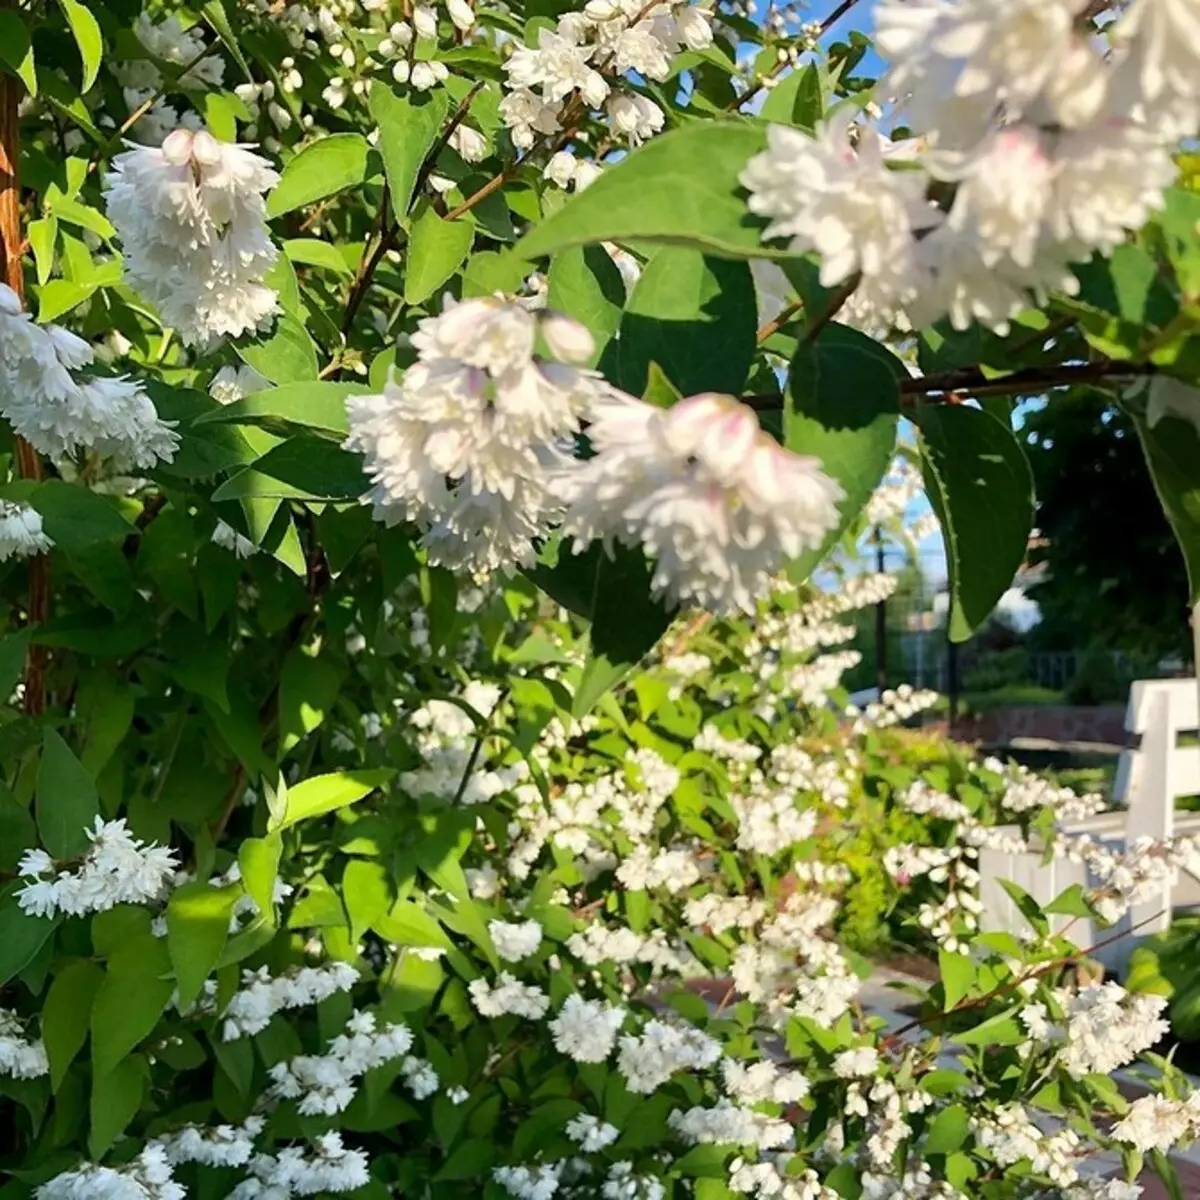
[2,0,1200,1198]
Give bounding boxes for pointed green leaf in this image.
[368,82,450,218]
[266,133,370,218]
[37,729,99,859]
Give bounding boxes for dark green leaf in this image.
[914,405,1034,642]
[166,882,238,1009]
[924,1104,970,1155]
[200,381,369,437]
[43,959,104,1090]
[616,249,756,395]
[37,729,99,859]
[0,883,58,986]
[546,244,626,370]
[89,1054,147,1158]
[1133,409,1200,603]
[212,438,366,502]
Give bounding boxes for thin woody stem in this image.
[0,24,49,718]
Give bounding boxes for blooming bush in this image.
[3,0,1200,1198]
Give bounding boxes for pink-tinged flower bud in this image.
[161,128,195,166]
[540,313,595,363]
[190,130,223,167]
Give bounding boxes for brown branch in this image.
[756,298,803,343]
[801,275,859,344]
[0,35,49,718]
[743,358,1152,412]
[414,81,485,201]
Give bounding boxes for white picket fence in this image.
[977,678,1200,972]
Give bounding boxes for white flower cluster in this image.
[972,1104,1081,1187]
[1054,982,1170,1079]
[105,127,279,345]
[850,685,940,734]
[0,501,53,563]
[229,1132,370,1198]
[399,681,529,804]
[669,1099,793,1151]
[268,1011,417,1114]
[156,1118,266,1168]
[549,995,627,1062]
[1112,1091,1200,1153]
[564,391,844,614]
[616,1018,722,1093]
[220,962,360,1039]
[17,819,179,919]
[731,784,817,856]
[500,0,712,170]
[469,972,551,1019]
[490,918,545,961]
[864,460,925,528]
[345,296,601,574]
[37,1145,183,1200]
[348,300,845,610]
[0,1009,49,1079]
[981,756,1105,822]
[743,0,1199,333]
[117,13,221,144]
[567,1113,620,1151]
[0,286,177,471]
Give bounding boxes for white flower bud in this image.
[392,59,411,84]
[378,37,396,57]
[447,0,475,28]
[540,313,595,363]
[543,150,577,189]
[161,128,195,166]
[411,60,442,90]
[390,20,414,44]
[584,0,618,19]
[191,130,222,167]
[413,5,438,38]
[581,70,610,109]
[450,124,487,162]
[572,161,602,190]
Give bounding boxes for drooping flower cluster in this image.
[36,1145,184,1200]
[344,296,602,573]
[0,1009,49,1079]
[16,818,179,919]
[0,286,177,471]
[219,962,360,1039]
[0,501,53,562]
[742,0,1200,333]
[563,391,844,613]
[268,1012,419,1114]
[104,127,279,345]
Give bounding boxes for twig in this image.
[725,0,865,113]
[413,81,485,201]
[742,358,1153,411]
[886,909,1168,1042]
[756,298,804,344]
[451,687,511,806]
[801,275,860,344]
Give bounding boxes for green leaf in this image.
[212,437,366,502]
[758,64,822,130]
[89,1054,147,1158]
[368,82,450,218]
[166,882,238,1010]
[463,248,531,298]
[284,238,356,277]
[343,859,393,942]
[273,769,394,831]
[0,785,35,873]
[616,249,756,395]
[28,216,57,286]
[1133,410,1200,603]
[404,205,475,305]
[0,10,37,95]
[236,314,319,385]
[37,728,99,859]
[43,959,104,1090]
[200,381,368,437]
[953,1007,1026,1047]
[0,883,58,986]
[433,1137,495,1181]
[239,834,283,921]
[923,1104,970,1155]
[516,123,783,262]
[939,951,974,1012]
[90,936,174,1075]
[30,479,135,551]
[201,0,252,80]
[278,649,345,752]
[1044,883,1097,919]
[546,244,626,370]
[56,0,102,92]
[914,405,1034,642]
[266,133,370,218]
[36,279,99,322]
[784,324,903,582]
[0,630,27,701]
